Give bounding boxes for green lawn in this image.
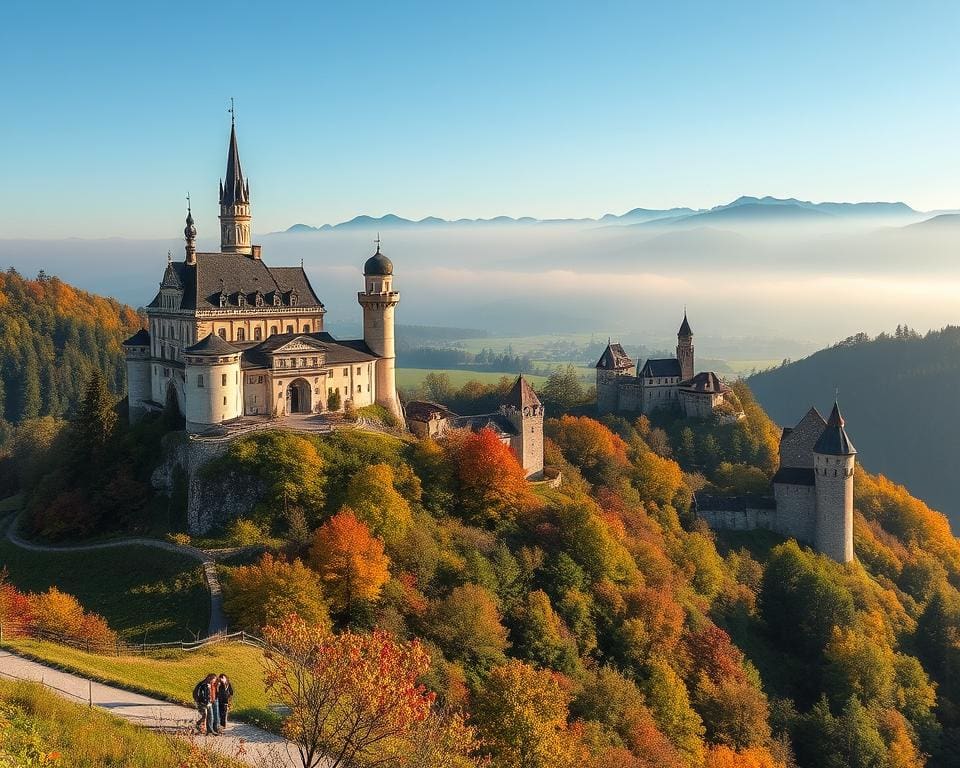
[396,367,548,390]
[0,678,240,767]
[0,534,209,642]
[5,638,276,729]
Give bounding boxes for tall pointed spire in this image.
[218,104,253,255]
[184,193,197,264]
[813,401,857,455]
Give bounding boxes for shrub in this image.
[227,518,266,547]
[327,389,342,411]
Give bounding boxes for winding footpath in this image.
[0,649,301,766]
[4,512,227,635]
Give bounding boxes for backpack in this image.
[193,680,210,705]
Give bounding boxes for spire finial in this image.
[375,232,381,253]
[186,192,191,214]
[228,97,235,126]
[167,249,172,263]
[301,257,304,268]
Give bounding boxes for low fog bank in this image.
[3,218,960,356]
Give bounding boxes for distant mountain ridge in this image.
[276,195,924,233]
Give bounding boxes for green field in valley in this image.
[396,367,549,390]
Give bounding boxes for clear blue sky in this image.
[2,0,959,237]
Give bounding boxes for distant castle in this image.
[595,313,742,420]
[123,116,401,433]
[696,403,857,563]
[405,376,545,479]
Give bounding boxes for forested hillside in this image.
[0,269,143,425]
[9,376,960,766]
[748,326,960,526]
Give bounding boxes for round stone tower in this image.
[812,402,856,563]
[183,334,243,432]
[357,241,401,418]
[122,329,152,423]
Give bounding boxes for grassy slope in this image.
[5,639,276,729]
[0,535,209,641]
[0,678,239,767]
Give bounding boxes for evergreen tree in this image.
[18,349,42,421]
[70,370,118,478]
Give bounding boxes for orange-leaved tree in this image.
[263,615,437,768]
[448,428,534,526]
[309,508,390,614]
[29,587,116,650]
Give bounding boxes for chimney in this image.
[251,245,261,260]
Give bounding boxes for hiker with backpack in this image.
[193,673,221,735]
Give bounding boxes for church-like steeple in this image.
[676,310,695,381]
[218,103,253,255]
[184,195,197,264]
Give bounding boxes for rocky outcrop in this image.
[152,432,264,535]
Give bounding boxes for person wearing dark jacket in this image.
[217,673,234,729]
[193,674,213,734]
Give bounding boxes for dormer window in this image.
[238,293,247,307]
[219,292,228,308]
[255,292,264,307]
[289,292,298,306]
[273,294,282,306]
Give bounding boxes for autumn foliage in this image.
[309,508,390,614]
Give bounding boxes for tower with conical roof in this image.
[358,239,401,418]
[812,402,856,563]
[501,375,545,478]
[219,111,253,255]
[677,311,694,381]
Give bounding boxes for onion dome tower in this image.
[219,105,253,256]
[184,196,197,264]
[358,236,401,418]
[813,402,857,563]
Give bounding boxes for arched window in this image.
[254,328,262,341]
[218,329,226,340]
[270,326,278,336]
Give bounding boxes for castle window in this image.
[312,357,318,367]
[303,323,311,332]
[220,373,226,386]
[237,328,246,341]
[218,329,227,340]
[274,295,281,306]
[291,358,297,368]
[343,386,348,394]
[356,367,361,374]
[270,326,278,336]
[290,293,298,306]
[219,293,227,307]
[255,293,264,307]
[258,376,264,384]
[223,396,227,405]
[301,358,307,367]
[343,368,348,376]
[357,385,361,393]
[197,375,204,387]
[286,325,294,333]
[254,328,262,341]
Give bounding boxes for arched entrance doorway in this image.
[286,378,312,414]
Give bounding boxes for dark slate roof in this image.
[239,332,378,370]
[678,312,693,337]
[813,402,857,456]
[161,262,183,289]
[596,342,633,370]
[505,375,541,409]
[220,121,249,206]
[147,254,324,311]
[772,466,816,486]
[451,413,518,437]
[694,493,776,512]
[364,247,393,276]
[405,401,457,421]
[122,328,151,346]
[639,358,682,378]
[185,333,241,356]
[680,371,730,394]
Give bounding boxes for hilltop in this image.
[748,326,960,526]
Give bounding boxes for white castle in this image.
[123,117,400,433]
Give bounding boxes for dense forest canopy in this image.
[0,268,142,425]
[748,326,960,527]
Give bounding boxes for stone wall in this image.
[814,453,855,563]
[697,506,773,531]
[773,482,817,543]
[779,409,826,468]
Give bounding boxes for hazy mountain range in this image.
[279,196,941,233]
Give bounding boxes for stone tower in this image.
[677,312,694,381]
[183,334,243,433]
[595,341,634,415]
[812,402,856,563]
[358,242,401,418]
[122,329,152,424]
[502,375,545,479]
[219,115,253,256]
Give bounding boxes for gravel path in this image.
[4,513,227,635]
[0,649,302,767]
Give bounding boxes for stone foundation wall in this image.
[697,507,773,531]
[773,483,817,543]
